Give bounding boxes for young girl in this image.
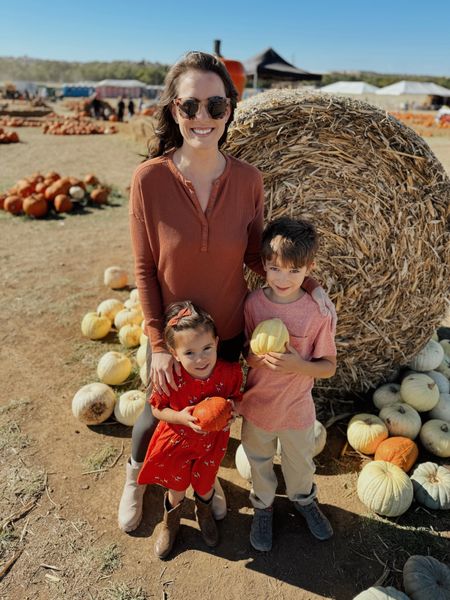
[137,301,243,559]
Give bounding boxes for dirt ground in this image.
[1,117,449,600]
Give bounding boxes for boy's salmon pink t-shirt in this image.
[239,288,336,432]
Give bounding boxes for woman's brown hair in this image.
[148,51,238,158]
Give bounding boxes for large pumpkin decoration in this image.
[374,436,419,472]
[214,40,246,100]
[410,462,450,511]
[192,396,232,432]
[250,318,289,355]
[403,555,450,599]
[357,460,414,517]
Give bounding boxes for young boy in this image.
[240,217,337,552]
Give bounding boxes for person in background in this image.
[117,97,125,122]
[128,98,135,118]
[118,51,335,533]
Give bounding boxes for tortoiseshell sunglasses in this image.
[173,96,230,120]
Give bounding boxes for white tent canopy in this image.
[376,80,450,96]
[320,81,379,94]
[96,79,147,88]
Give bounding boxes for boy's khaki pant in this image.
[241,419,316,510]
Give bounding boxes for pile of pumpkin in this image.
[0,128,20,143]
[347,336,450,518]
[42,115,117,135]
[0,116,53,128]
[1,171,111,218]
[390,111,450,130]
[73,266,149,427]
[353,554,450,599]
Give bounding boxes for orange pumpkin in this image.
[90,187,109,204]
[0,194,6,210]
[4,195,23,214]
[374,436,419,472]
[23,196,48,218]
[54,194,73,213]
[84,173,99,185]
[214,40,246,100]
[45,177,71,200]
[192,396,232,432]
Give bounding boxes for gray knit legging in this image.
[131,332,245,461]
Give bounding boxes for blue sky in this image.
[1,0,449,76]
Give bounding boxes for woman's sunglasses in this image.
[173,96,230,120]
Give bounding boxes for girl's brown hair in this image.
[163,300,217,350]
[148,51,238,158]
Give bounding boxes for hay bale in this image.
[225,90,450,404]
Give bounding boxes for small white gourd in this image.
[104,266,128,289]
[373,383,402,410]
[407,339,444,372]
[400,374,439,412]
[139,362,148,386]
[69,185,85,200]
[235,443,252,481]
[129,288,140,304]
[353,586,410,599]
[114,390,146,426]
[379,403,421,440]
[114,308,142,330]
[96,298,124,322]
[72,382,116,425]
[347,414,388,455]
[136,343,147,368]
[424,370,450,394]
[439,339,450,357]
[97,351,132,385]
[410,462,450,511]
[118,324,142,348]
[429,393,450,421]
[81,312,111,340]
[357,460,413,517]
[140,330,148,346]
[419,420,450,458]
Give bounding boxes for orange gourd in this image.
[84,174,99,185]
[192,396,232,432]
[45,177,71,200]
[374,436,419,472]
[90,187,109,204]
[4,195,23,214]
[54,194,73,213]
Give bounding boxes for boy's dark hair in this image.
[261,217,319,267]
[163,300,217,350]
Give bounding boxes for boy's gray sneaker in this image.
[294,500,333,540]
[250,506,273,551]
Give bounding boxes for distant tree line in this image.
[1,56,449,90]
[0,56,170,84]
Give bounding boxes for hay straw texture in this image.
[225,90,450,402]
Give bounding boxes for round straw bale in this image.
[225,90,450,405]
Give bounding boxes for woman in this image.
[119,51,333,532]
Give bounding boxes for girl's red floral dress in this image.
[137,360,242,495]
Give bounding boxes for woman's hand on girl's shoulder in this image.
[177,406,206,434]
[151,351,181,395]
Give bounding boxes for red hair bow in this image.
[167,307,192,327]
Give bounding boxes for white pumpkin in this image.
[353,586,410,599]
[118,324,142,348]
[420,420,450,458]
[347,414,388,455]
[96,298,124,322]
[72,382,116,425]
[69,185,85,200]
[429,393,450,421]
[81,312,111,340]
[139,362,148,386]
[424,370,450,394]
[403,555,450,600]
[439,339,450,357]
[114,390,146,426]
[235,443,252,481]
[104,266,128,289]
[114,308,142,330]
[276,420,327,458]
[373,383,402,410]
[431,332,439,342]
[124,298,142,312]
[97,351,132,385]
[436,354,450,378]
[400,373,439,412]
[357,460,413,517]
[379,402,421,440]
[410,462,450,511]
[129,288,140,304]
[136,343,147,368]
[140,330,148,346]
[407,339,444,372]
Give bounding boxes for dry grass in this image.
[83,444,121,472]
[225,90,450,402]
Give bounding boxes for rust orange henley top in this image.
[129,150,265,352]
